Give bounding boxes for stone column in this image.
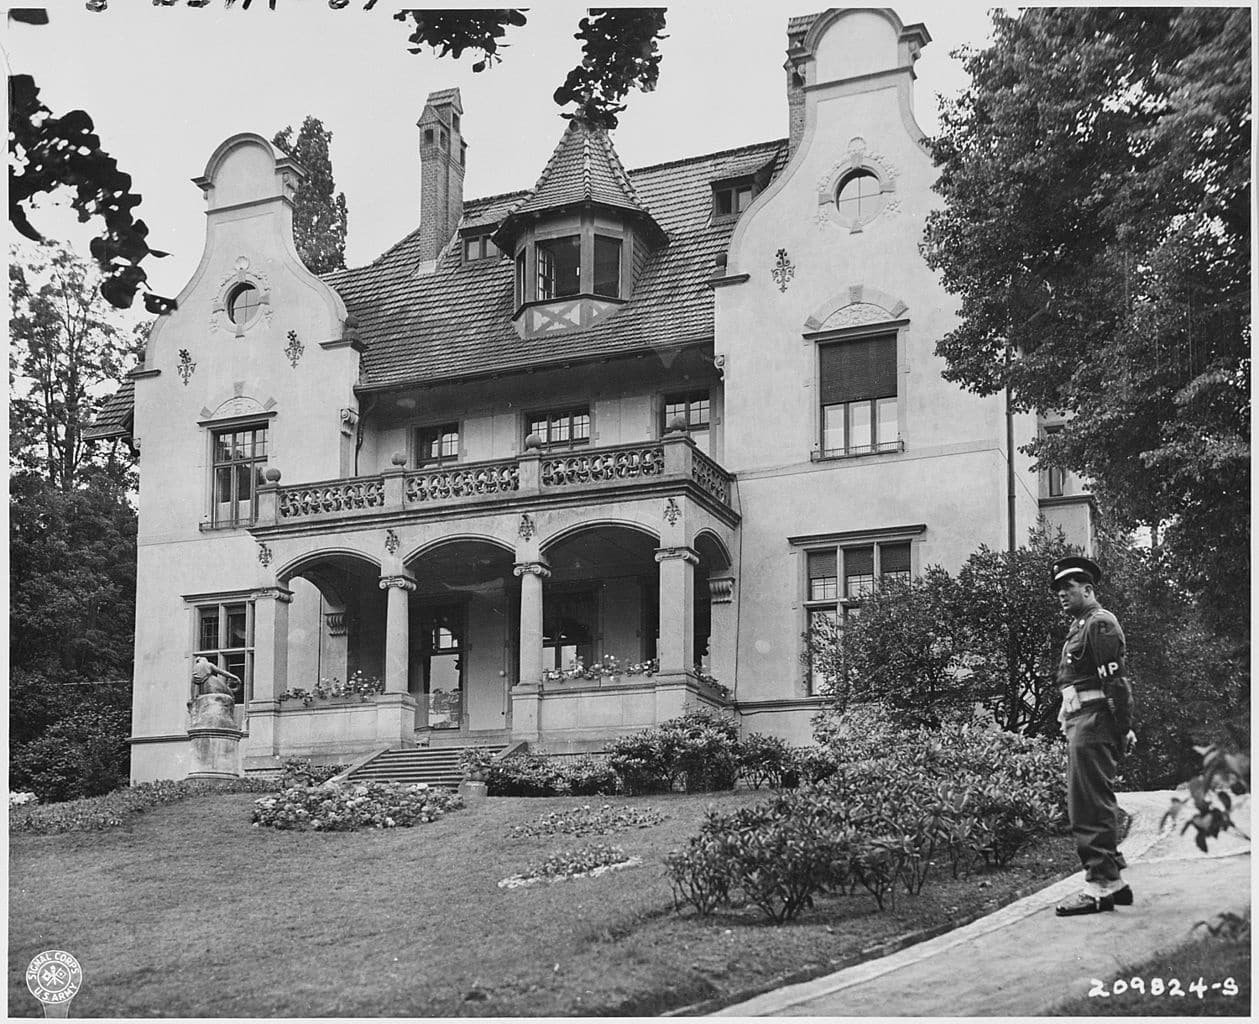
[655,546,699,677]
[379,574,417,694]
[376,573,418,749]
[250,585,293,703]
[513,560,550,688]
[511,560,550,739]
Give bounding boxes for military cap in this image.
[1050,555,1102,590]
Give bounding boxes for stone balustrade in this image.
[256,434,732,526]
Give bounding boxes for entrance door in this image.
[421,605,464,729]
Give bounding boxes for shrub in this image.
[252,781,462,831]
[607,710,739,795]
[562,756,620,796]
[486,752,568,796]
[10,777,277,835]
[737,734,802,790]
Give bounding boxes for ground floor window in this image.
[802,539,915,694]
[544,589,596,670]
[194,600,253,703]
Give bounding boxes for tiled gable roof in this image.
[83,378,135,440]
[333,138,786,392]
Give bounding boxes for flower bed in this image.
[497,842,639,889]
[506,803,665,839]
[252,781,462,831]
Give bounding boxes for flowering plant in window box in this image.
[542,656,659,682]
[694,670,730,698]
[278,670,385,706]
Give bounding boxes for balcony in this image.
[253,432,735,530]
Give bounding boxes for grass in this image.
[1051,924,1250,1016]
[9,789,1078,1017]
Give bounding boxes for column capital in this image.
[379,574,417,592]
[251,585,294,604]
[513,560,552,579]
[654,546,700,566]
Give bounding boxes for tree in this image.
[922,8,1250,642]
[9,244,141,490]
[10,8,668,308]
[272,117,349,275]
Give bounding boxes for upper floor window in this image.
[593,236,622,298]
[195,599,253,705]
[415,423,459,467]
[835,169,884,223]
[713,179,757,219]
[211,424,267,527]
[1044,425,1067,497]
[227,283,262,326]
[462,233,499,263]
[819,333,899,458]
[528,406,590,448]
[537,236,580,299]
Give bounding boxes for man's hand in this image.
[1124,730,1137,757]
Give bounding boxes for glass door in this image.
[422,605,464,729]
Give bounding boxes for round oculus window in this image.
[835,169,884,223]
[227,283,262,325]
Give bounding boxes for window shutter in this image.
[880,542,911,574]
[844,546,874,577]
[819,334,897,405]
[808,550,837,580]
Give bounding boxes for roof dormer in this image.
[492,118,666,338]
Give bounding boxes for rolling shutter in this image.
[819,334,897,405]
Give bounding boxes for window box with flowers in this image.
[542,655,659,686]
[277,671,385,707]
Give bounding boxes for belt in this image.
[1074,687,1106,703]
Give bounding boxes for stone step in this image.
[346,744,505,788]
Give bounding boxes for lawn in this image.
[1051,923,1250,1017]
[9,789,1079,1017]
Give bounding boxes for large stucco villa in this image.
[87,8,1092,783]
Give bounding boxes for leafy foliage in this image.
[922,8,1251,640]
[506,804,664,840]
[1161,744,1250,853]
[8,75,172,312]
[665,715,1068,923]
[252,781,462,831]
[606,710,739,795]
[271,116,348,275]
[735,733,802,790]
[553,9,668,129]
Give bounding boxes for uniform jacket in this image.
[1057,605,1133,734]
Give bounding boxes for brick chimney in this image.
[784,14,819,162]
[417,88,466,264]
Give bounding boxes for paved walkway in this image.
[718,791,1251,1017]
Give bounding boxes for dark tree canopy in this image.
[272,116,349,275]
[922,8,1250,641]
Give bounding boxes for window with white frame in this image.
[194,599,253,704]
[211,424,268,527]
[819,334,899,457]
[803,540,913,694]
[527,406,591,448]
[415,423,459,467]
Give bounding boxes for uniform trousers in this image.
[1064,704,1126,883]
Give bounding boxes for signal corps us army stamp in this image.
[25,950,83,1017]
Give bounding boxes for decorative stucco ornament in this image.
[518,513,536,540]
[177,349,196,385]
[257,543,273,567]
[817,137,899,233]
[771,249,795,293]
[663,497,681,526]
[285,330,305,368]
[385,528,400,555]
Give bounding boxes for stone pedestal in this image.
[374,691,418,748]
[458,779,488,806]
[186,694,244,781]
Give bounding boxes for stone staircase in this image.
[347,745,505,789]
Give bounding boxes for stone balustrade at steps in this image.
[347,745,506,789]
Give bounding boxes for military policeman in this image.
[1051,555,1137,917]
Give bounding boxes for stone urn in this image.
[458,779,488,806]
[185,693,244,781]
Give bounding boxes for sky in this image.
[5,1,999,321]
